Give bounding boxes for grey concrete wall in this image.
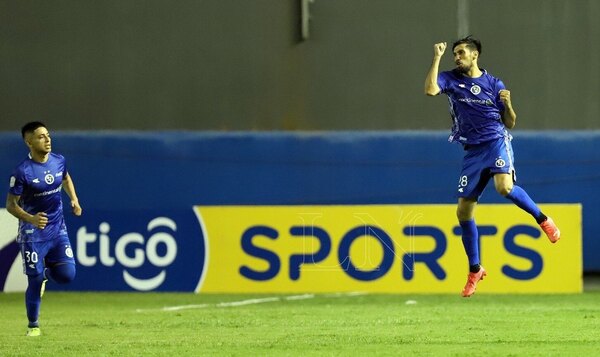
[1,0,598,131]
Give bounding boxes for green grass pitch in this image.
[1,288,599,356]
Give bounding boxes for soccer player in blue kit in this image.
[424,36,560,297]
[6,122,82,336]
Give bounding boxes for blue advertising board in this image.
[0,130,598,291]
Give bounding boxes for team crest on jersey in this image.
[44,173,55,184]
[495,158,506,168]
[470,85,481,95]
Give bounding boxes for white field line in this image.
[324,291,368,297]
[285,293,315,301]
[162,304,209,312]
[135,292,364,313]
[135,304,210,313]
[216,297,280,307]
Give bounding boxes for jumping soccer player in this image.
[424,36,560,297]
[6,122,82,336]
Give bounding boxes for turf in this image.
[1,290,599,356]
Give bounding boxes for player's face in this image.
[26,127,52,155]
[453,44,478,73]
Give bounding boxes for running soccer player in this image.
[424,36,560,297]
[5,122,82,336]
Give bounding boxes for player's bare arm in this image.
[499,89,517,129]
[62,173,82,216]
[424,42,447,96]
[5,193,48,229]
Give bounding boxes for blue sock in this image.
[505,185,544,222]
[460,220,480,267]
[25,273,44,327]
[47,263,76,284]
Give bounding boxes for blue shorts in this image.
[456,136,516,200]
[20,235,75,276]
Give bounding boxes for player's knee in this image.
[495,183,513,196]
[50,264,76,284]
[456,206,474,221]
[456,198,476,221]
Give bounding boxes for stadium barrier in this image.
[0,131,594,292]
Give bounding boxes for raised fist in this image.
[434,42,447,57]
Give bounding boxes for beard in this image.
[456,62,472,73]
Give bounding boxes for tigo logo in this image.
[77,217,178,290]
[68,209,206,292]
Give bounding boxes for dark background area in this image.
[1,0,598,131]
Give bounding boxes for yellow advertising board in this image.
[196,204,581,294]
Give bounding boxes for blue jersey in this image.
[8,153,69,243]
[438,69,508,145]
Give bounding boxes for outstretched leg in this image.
[494,173,560,242]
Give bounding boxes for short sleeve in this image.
[437,71,452,93]
[495,79,507,111]
[8,170,25,196]
[62,155,69,177]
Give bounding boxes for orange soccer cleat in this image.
[540,217,561,243]
[461,267,487,297]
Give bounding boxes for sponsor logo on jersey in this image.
[458,97,493,106]
[33,186,62,197]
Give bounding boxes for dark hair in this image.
[452,36,482,55]
[21,121,47,138]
